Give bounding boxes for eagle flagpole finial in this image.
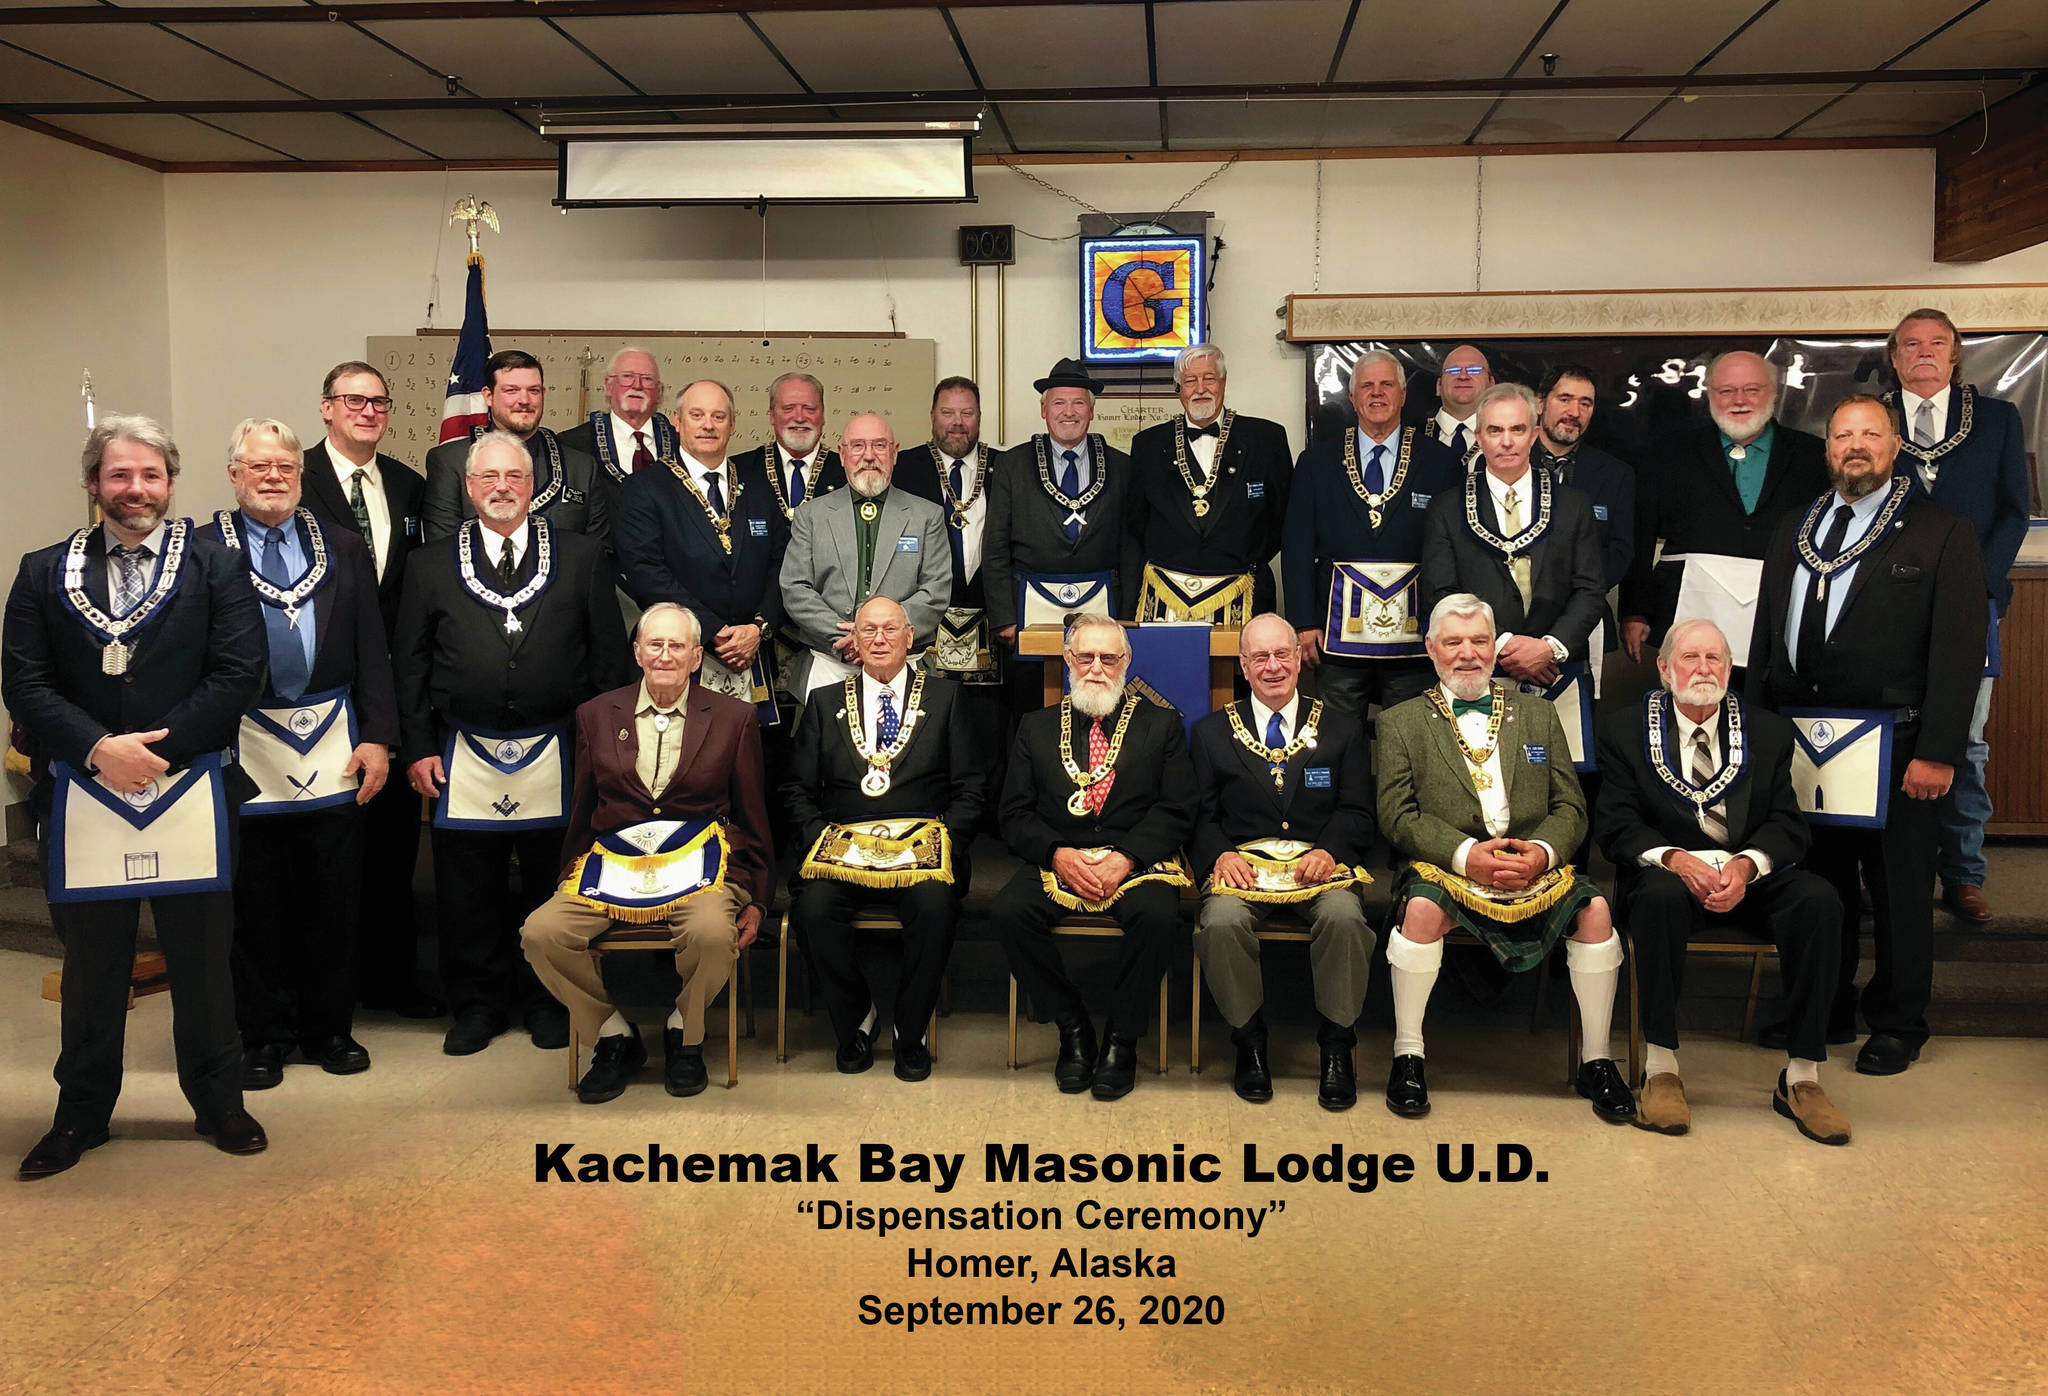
[448,195,501,255]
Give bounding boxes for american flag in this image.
[437,251,492,443]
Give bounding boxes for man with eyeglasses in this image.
[302,360,441,1021]
[559,346,677,486]
[1424,345,1493,469]
[394,432,634,1058]
[991,614,1197,1101]
[421,349,613,549]
[778,412,949,703]
[782,596,984,1080]
[1189,613,1376,1110]
[1621,351,1825,667]
[202,420,395,1089]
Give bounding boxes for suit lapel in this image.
[608,693,652,801]
[1496,692,1522,809]
[303,516,341,670]
[1698,434,1747,517]
[1227,700,1280,803]
[870,492,911,594]
[1423,700,1485,823]
[1832,494,1909,633]
[659,686,716,800]
[81,529,113,614]
[301,445,356,531]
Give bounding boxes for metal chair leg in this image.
[1007,975,1019,1069]
[1628,948,1644,1089]
[1190,952,1202,1074]
[776,923,789,1063]
[568,1024,581,1089]
[1742,953,1767,1042]
[1565,995,1583,1086]
[727,976,739,1089]
[740,949,755,1039]
[1157,973,1168,1075]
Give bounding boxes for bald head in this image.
[854,593,913,681]
[1440,344,1493,414]
[842,412,898,499]
[1238,611,1301,708]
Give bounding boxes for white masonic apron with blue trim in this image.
[1784,707,1899,828]
[47,752,231,902]
[436,723,572,830]
[1517,663,1595,770]
[238,686,360,816]
[1017,571,1116,628]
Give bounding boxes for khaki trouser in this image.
[519,886,744,1046]
[1193,886,1375,1029]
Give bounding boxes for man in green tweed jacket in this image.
[1375,592,1633,1124]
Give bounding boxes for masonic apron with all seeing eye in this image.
[562,818,727,921]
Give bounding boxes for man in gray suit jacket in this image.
[779,413,950,700]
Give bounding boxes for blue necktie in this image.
[1364,443,1385,496]
[1449,423,1468,459]
[108,544,149,617]
[877,689,900,746]
[258,526,310,700]
[705,469,726,517]
[1264,711,1284,748]
[1061,449,1081,543]
[947,459,967,579]
[787,453,805,508]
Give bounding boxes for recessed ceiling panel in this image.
[998,100,1160,152]
[1474,90,1672,143]
[360,19,633,98]
[1701,0,1977,74]
[1318,96,1501,147]
[1155,1,1352,84]
[45,113,285,161]
[1627,87,1847,141]
[163,22,449,100]
[1510,0,1760,77]
[356,109,555,159]
[557,14,800,96]
[1904,0,2048,67]
[1334,0,1557,82]
[1789,82,2019,138]
[752,8,968,93]
[1164,98,1326,149]
[6,23,304,100]
[0,41,137,101]
[950,5,1149,88]
[203,111,430,160]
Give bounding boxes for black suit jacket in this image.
[421,427,613,546]
[1593,697,1809,904]
[198,512,399,748]
[783,672,986,854]
[1127,413,1292,612]
[1188,699,1374,876]
[1623,422,1827,640]
[1538,441,1636,595]
[1420,473,1606,660]
[4,524,266,804]
[896,441,993,609]
[1745,484,1987,767]
[392,520,635,763]
[730,444,847,520]
[614,456,790,638]
[300,440,425,640]
[983,436,1142,630]
[1891,387,2032,615]
[1000,698,1196,870]
[557,411,677,490]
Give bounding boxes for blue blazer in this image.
[1892,387,2030,615]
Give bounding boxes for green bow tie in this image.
[1451,694,1493,717]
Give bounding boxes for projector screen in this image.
[558,134,974,206]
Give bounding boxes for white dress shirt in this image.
[682,450,731,514]
[1441,685,1559,878]
[1785,485,1890,670]
[1249,692,1301,746]
[860,667,910,742]
[1638,702,1774,877]
[328,446,392,581]
[1434,408,1478,456]
[612,412,658,465]
[1046,435,1095,494]
[939,449,989,581]
[781,444,821,503]
[1483,467,1563,658]
[99,520,169,613]
[476,518,530,571]
[1182,415,1221,479]
[1900,385,1952,488]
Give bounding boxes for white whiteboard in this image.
[364,332,937,472]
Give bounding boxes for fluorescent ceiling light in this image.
[545,119,978,207]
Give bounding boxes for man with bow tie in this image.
[1189,613,1376,1110]
[559,346,677,485]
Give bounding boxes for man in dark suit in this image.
[557,346,677,487]
[1595,618,1848,1144]
[422,349,613,545]
[899,376,1001,685]
[731,371,847,522]
[1127,343,1292,623]
[395,431,635,1057]
[518,603,771,1102]
[983,359,1143,643]
[783,596,984,1080]
[203,419,397,1090]
[1622,351,1827,662]
[1532,363,1635,604]
[1746,394,1987,1077]
[991,614,1197,1101]
[1421,344,1491,470]
[1420,383,1606,688]
[300,360,439,1020]
[1284,349,1462,722]
[5,415,269,1178]
[1887,308,2032,923]
[1190,613,1376,1110]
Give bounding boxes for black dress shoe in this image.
[18,1125,110,1180]
[1855,1031,1922,1076]
[1054,1017,1098,1094]
[577,1026,647,1104]
[1757,1019,1858,1051]
[525,1002,571,1051]
[1575,1058,1637,1122]
[442,1011,507,1056]
[304,1035,371,1076]
[836,1028,875,1075]
[1091,1036,1139,1101]
[195,1110,268,1155]
[362,986,447,1020]
[1385,1054,1430,1118]
[664,1028,709,1097]
[893,1034,932,1083]
[242,1043,286,1091]
[1318,1046,1358,1112]
[1232,1031,1274,1105]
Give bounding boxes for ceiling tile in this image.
[1509,0,1760,77]
[1903,0,2048,67]
[360,18,633,98]
[1164,98,1325,149]
[0,40,137,101]
[44,113,285,160]
[1154,0,1352,84]
[556,14,800,97]
[5,23,303,100]
[1700,0,1978,74]
[1333,0,1558,82]
[950,4,1149,88]
[998,100,1159,152]
[163,21,448,100]
[1626,87,1847,141]
[751,8,968,93]
[1318,96,1500,147]
[355,109,555,159]
[1473,90,1672,143]
[1789,82,2020,138]
[202,110,431,160]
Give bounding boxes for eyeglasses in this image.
[325,393,394,414]
[1443,365,1488,378]
[638,639,695,654]
[855,622,908,639]
[1066,650,1128,671]
[469,470,531,486]
[607,373,659,387]
[1243,649,1296,667]
[233,458,300,478]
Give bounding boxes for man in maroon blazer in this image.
[519,602,773,1101]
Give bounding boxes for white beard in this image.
[1709,402,1771,445]
[1070,678,1126,718]
[1677,677,1728,707]
[1440,672,1492,702]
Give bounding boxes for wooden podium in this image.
[1015,623,1240,710]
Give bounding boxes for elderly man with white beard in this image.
[1593,618,1848,1143]
[991,614,1197,1101]
[1374,593,1633,1124]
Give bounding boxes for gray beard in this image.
[1709,405,1771,445]
[1674,679,1728,707]
[1440,673,1492,702]
[1071,679,1126,718]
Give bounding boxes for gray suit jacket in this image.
[778,487,950,693]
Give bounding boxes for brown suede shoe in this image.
[1942,882,1993,923]
[1773,1072,1851,1145]
[1632,1072,1690,1135]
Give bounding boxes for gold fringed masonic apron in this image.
[1135,564,1253,625]
[1043,851,1192,914]
[1395,861,1600,973]
[563,818,728,922]
[800,817,955,888]
[1206,839,1371,904]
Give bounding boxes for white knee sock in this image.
[599,1011,630,1038]
[1644,1043,1679,1078]
[667,1008,686,1031]
[1386,928,1443,1059]
[1566,935,1623,1064]
[1785,1057,1820,1087]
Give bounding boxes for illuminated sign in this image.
[1081,236,1205,364]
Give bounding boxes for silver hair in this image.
[1239,611,1298,650]
[605,346,661,380]
[1173,343,1226,384]
[1426,592,1497,640]
[769,371,825,405]
[1476,381,1541,427]
[228,418,302,464]
[1349,348,1404,393]
[672,378,736,414]
[1658,616,1731,667]
[854,594,909,626]
[634,601,702,647]
[82,414,180,485]
[1705,350,1782,412]
[464,430,532,476]
[1063,612,1129,654]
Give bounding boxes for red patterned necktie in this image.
[1085,716,1115,814]
[631,430,652,473]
